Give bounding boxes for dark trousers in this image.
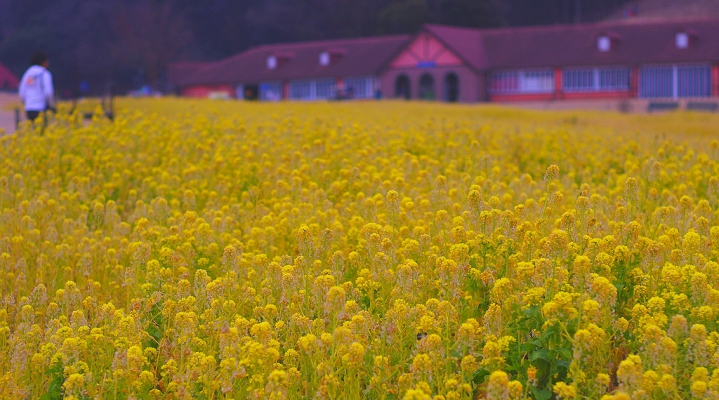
[26,110,41,122]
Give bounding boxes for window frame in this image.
[489,69,554,95]
[562,66,630,92]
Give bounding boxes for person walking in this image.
[19,52,55,122]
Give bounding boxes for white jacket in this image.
[19,65,54,111]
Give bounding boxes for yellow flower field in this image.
[1,99,719,399]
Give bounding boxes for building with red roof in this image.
[173,17,719,102]
[167,62,210,96]
[0,62,19,91]
[175,35,410,100]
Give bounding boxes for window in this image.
[344,76,374,98]
[259,81,282,101]
[289,81,311,100]
[490,70,554,94]
[598,68,630,90]
[640,66,673,98]
[563,69,595,91]
[676,32,689,49]
[315,79,335,99]
[640,64,712,99]
[523,71,553,92]
[266,56,277,70]
[288,79,337,100]
[678,65,711,98]
[563,67,630,92]
[319,52,330,66]
[490,72,519,94]
[597,36,611,52]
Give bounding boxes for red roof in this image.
[478,17,719,69]
[0,62,19,91]
[179,35,411,86]
[421,18,719,70]
[167,62,209,86]
[176,17,719,87]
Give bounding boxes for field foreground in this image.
[2,99,719,399]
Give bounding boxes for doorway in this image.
[419,74,435,100]
[395,75,410,99]
[443,73,459,102]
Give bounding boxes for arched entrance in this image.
[443,73,459,102]
[395,75,410,99]
[419,74,435,100]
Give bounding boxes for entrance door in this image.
[443,73,459,102]
[419,74,435,100]
[395,75,410,99]
[243,84,259,100]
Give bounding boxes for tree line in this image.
[0,0,632,95]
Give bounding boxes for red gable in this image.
[390,32,463,68]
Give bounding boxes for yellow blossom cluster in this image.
[1,99,719,399]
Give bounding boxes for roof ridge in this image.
[423,23,483,33]
[253,34,411,51]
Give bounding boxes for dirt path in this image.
[0,93,19,135]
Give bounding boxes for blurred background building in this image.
[172,18,719,103]
[2,0,719,100]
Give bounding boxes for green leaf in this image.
[529,386,552,400]
[558,348,572,360]
[533,359,549,371]
[541,325,559,340]
[521,342,539,352]
[530,348,550,362]
[472,368,491,384]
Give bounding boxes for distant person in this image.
[19,52,55,122]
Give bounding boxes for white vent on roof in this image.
[266,55,277,70]
[597,36,611,52]
[676,32,689,49]
[319,51,330,66]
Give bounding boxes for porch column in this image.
[554,67,563,100]
[631,66,640,98]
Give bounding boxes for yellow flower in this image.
[460,355,477,374]
[544,165,560,182]
[553,381,576,399]
[411,353,432,374]
[691,381,707,398]
[486,371,510,400]
[63,373,84,392]
[404,388,432,400]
